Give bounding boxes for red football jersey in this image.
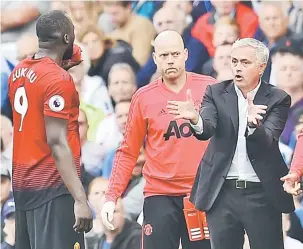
[105,73,217,203]
[8,57,81,210]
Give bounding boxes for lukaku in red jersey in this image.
[101,30,216,249]
[8,10,92,249]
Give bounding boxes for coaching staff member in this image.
[167,38,295,249]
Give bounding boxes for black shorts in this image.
[15,194,84,249]
[142,195,210,249]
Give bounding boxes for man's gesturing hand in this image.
[101,201,115,231]
[281,173,302,196]
[73,200,93,233]
[247,92,267,126]
[167,89,199,124]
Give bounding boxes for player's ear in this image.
[63,34,69,45]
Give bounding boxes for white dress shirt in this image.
[191,82,262,182]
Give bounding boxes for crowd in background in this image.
[1,1,303,249]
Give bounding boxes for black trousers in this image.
[206,181,283,249]
[15,194,84,249]
[142,195,211,249]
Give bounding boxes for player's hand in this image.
[73,200,93,233]
[101,201,115,231]
[62,59,82,71]
[62,44,83,71]
[247,92,267,126]
[281,173,302,196]
[167,89,199,124]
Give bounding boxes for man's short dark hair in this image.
[36,10,73,42]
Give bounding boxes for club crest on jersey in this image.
[74,242,80,249]
[49,95,65,112]
[144,224,153,236]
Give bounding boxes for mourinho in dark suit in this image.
[167,38,295,249]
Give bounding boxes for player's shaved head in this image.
[152,30,188,82]
[154,30,185,53]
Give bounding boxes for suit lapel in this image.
[222,81,271,134]
[222,82,239,134]
[253,81,270,107]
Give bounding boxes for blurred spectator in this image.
[96,198,141,249]
[1,1,49,43]
[102,100,131,178]
[271,38,303,146]
[68,46,114,141]
[192,0,258,57]
[108,63,137,104]
[251,0,292,16]
[88,177,109,219]
[289,1,303,35]
[77,109,95,193]
[78,24,140,83]
[86,177,109,249]
[114,100,130,136]
[212,16,240,48]
[0,115,13,176]
[121,147,145,221]
[163,1,193,24]
[1,198,15,249]
[257,2,297,82]
[202,42,233,80]
[137,5,209,87]
[69,47,120,176]
[200,17,239,81]
[16,34,38,61]
[164,1,211,24]
[67,1,99,39]
[258,2,291,48]
[104,1,156,66]
[87,179,142,249]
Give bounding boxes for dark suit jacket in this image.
[190,80,295,214]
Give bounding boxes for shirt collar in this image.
[234,80,262,100]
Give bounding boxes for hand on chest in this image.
[146,94,202,141]
[218,90,272,133]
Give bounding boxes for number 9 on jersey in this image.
[14,87,28,132]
